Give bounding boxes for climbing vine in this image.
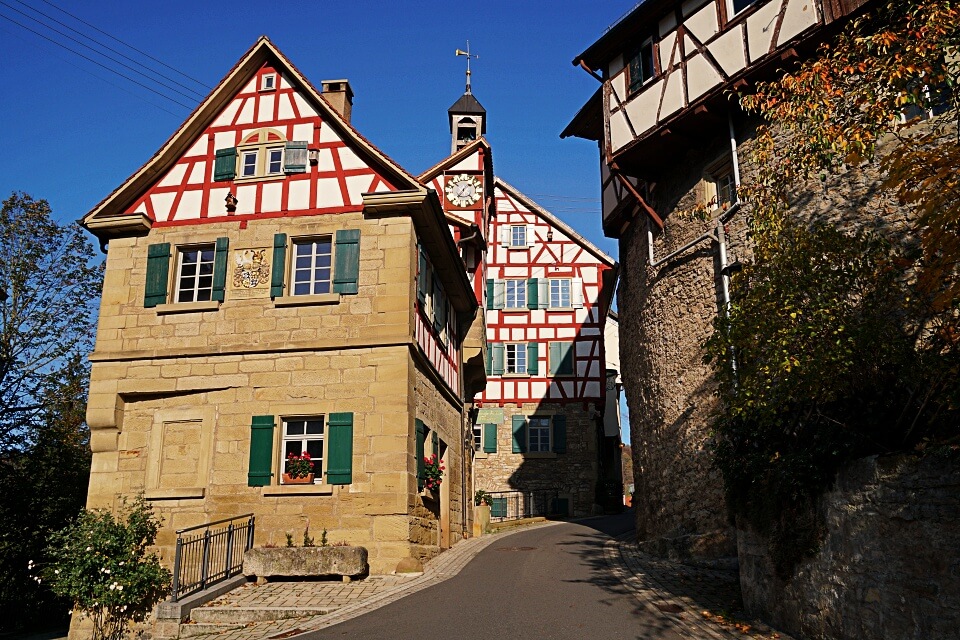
[705,0,960,575]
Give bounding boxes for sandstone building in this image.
[80,37,485,576]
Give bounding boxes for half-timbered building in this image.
[563,0,875,557]
[80,36,484,578]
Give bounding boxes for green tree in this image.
[706,0,960,573]
[0,192,102,631]
[44,497,171,640]
[0,192,102,453]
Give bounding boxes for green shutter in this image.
[431,430,439,456]
[433,277,445,334]
[415,419,426,491]
[284,141,308,173]
[212,236,229,302]
[483,424,497,453]
[270,233,287,298]
[491,497,507,518]
[492,344,505,376]
[538,279,550,309]
[486,278,495,310]
[512,415,526,453]
[527,278,539,309]
[144,243,170,308]
[553,415,567,454]
[486,346,492,375]
[333,229,360,294]
[417,246,428,307]
[326,412,354,485]
[214,147,237,181]
[248,415,275,486]
[527,343,538,375]
[551,342,574,376]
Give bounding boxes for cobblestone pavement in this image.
[183,518,790,640]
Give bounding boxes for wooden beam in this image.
[615,172,664,229]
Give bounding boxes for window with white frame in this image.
[549,278,572,309]
[510,225,527,247]
[473,425,483,451]
[261,73,276,91]
[527,417,551,453]
[176,245,215,303]
[241,149,258,178]
[267,147,284,175]
[291,238,333,295]
[282,416,324,483]
[705,157,737,209]
[504,279,526,309]
[505,343,527,375]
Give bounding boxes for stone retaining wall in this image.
[738,454,960,640]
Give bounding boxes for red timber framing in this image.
[418,138,495,308]
[83,37,420,234]
[479,179,617,407]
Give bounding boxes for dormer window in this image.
[260,73,277,91]
[627,37,656,94]
[213,129,309,182]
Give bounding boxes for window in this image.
[176,245,215,303]
[504,279,526,309]
[261,73,276,91]
[213,129,309,182]
[473,425,483,451]
[550,278,571,309]
[416,246,453,348]
[511,414,566,454]
[505,343,527,375]
[291,238,333,296]
[727,0,757,17]
[267,147,284,175]
[282,417,324,484]
[705,157,737,209]
[510,225,527,247]
[271,230,360,300]
[628,38,656,94]
[527,417,551,453]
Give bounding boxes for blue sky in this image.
[0,0,632,441]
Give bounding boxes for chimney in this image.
[321,79,354,123]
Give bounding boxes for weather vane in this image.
[455,41,478,95]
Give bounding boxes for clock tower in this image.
[448,92,486,154]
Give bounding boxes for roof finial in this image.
[454,41,478,95]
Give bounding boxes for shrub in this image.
[43,496,171,640]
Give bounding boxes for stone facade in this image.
[617,126,749,559]
[85,209,469,575]
[739,454,960,640]
[473,402,600,517]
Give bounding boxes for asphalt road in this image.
[307,511,686,640]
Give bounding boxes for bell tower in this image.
[449,42,486,153]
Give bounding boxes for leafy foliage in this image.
[707,0,960,574]
[0,356,91,631]
[0,192,102,454]
[44,497,171,640]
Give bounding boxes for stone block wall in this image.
[738,454,960,640]
[84,211,467,576]
[473,402,600,517]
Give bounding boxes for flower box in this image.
[282,473,315,485]
[243,546,368,582]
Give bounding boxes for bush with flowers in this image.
[422,454,444,491]
[42,496,170,640]
[285,451,315,479]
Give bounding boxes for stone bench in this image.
[243,546,368,583]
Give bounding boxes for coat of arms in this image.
[233,249,270,289]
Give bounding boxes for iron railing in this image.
[172,514,255,601]
[486,490,567,522]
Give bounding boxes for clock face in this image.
[445,174,483,208]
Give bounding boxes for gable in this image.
[83,37,422,236]
[128,64,397,226]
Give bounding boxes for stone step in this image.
[177,622,246,638]
[190,606,335,624]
